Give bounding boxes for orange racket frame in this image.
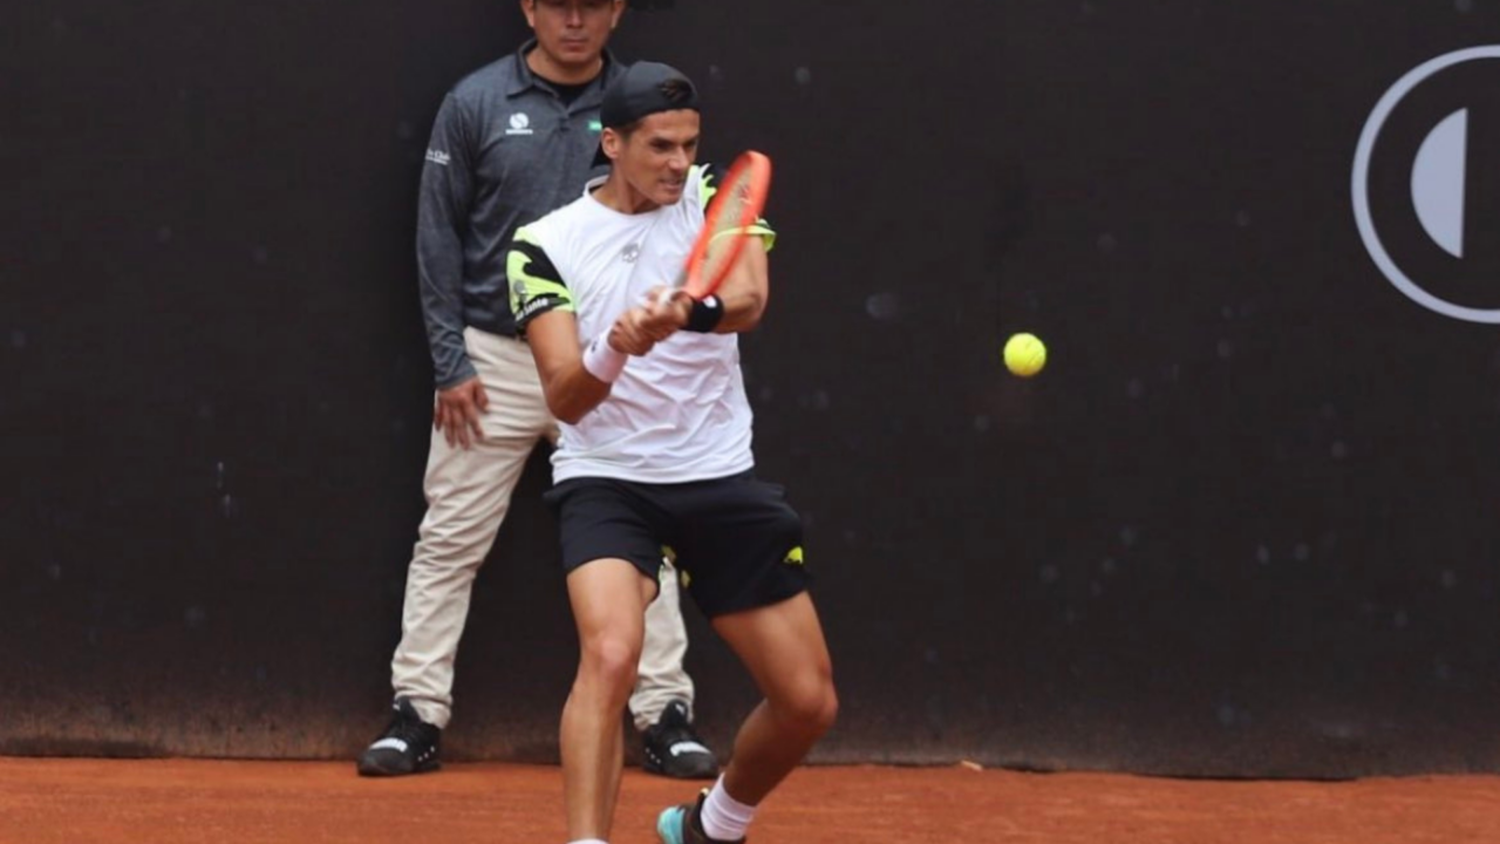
[680,150,773,298]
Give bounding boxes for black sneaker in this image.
[356,698,441,777]
[642,700,719,780]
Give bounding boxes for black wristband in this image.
[684,295,725,333]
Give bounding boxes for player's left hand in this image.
[640,286,692,338]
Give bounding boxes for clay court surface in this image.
[3,758,1499,843]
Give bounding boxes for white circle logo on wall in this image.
[1352,46,1499,323]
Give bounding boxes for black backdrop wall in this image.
[6,1,1500,777]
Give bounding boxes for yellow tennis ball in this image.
[1004,332,1047,377]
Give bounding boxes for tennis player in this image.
[506,61,838,844]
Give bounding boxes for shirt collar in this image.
[507,38,620,100]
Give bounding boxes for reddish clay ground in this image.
[1,758,1497,843]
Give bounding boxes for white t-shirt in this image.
[507,164,772,484]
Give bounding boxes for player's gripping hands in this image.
[608,286,695,355]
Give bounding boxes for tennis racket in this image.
[677,150,773,298]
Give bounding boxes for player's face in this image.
[523,0,623,72]
[614,110,700,208]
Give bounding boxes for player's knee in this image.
[579,630,642,694]
[776,672,838,737]
[811,679,839,736]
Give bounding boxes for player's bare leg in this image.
[711,591,838,802]
[657,592,835,842]
[561,559,657,840]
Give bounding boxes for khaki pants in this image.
[391,328,695,731]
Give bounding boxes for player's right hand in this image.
[434,377,488,449]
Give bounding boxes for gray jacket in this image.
[416,41,625,389]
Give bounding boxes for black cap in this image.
[592,61,699,166]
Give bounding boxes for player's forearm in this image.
[711,243,769,333]
[714,285,765,333]
[542,362,613,425]
[523,310,612,424]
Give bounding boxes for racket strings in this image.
[702,174,754,281]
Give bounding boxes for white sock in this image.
[568,839,607,844]
[699,776,757,841]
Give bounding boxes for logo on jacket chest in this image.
[620,242,641,263]
[505,113,535,136]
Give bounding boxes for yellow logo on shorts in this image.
[783,546,804,566]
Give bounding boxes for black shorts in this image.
[542,470,810,618]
